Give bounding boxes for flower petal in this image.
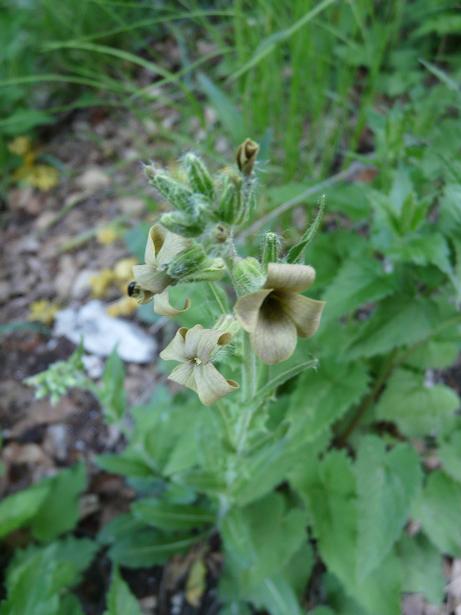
[132,264,171,293]
[159,327,188,362]
[153,289,190,317]
[157,230,191,267]
[145,224,166,265]
[251,304,298,364]
[280,293,326,338]
[194,363,239,406]
[234,289,272,333]
[186,327,231,363]
[168,362,196,391]
[265,263,316,293]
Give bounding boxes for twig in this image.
[238,160,374,241]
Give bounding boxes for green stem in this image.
[236,332,258,454]
[207,282,227,314]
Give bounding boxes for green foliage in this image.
[0,483,50,539]
[103,568,142,615]
[0,538,97,615]
[95,349,126,424]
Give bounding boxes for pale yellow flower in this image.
[90,269,116,298]
[132,224,191,317]
[106,296,138,317]
[160,325,239,406]
[114,257,138,282]
[234,263,325,365]
[97,226,119,245]
[8,136,32,156]
[28,300,59,325]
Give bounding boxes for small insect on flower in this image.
[126,281,154,305]
[160,325,239,406]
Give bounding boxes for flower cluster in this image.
[128,140,325,405]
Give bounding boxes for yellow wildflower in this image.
[106,296,138,317]
[28,300,59,326]
[90,269,116,298]
[8,136,32,156]
[96,226,119,246]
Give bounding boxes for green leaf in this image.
[132,499,214,531]
[413,470,461,556]
[124,223,151,261]
[346,296,438,359]
[104,567,142,615]
[438,430,461,483]
[109,530,205,568]
[96,452,155,479]
[97,350,126,423]
[322,256,396,322]
[307,451,402,615]
[0,482,50,538]
[197,73,245,142]
[220,493,310,614]
[287,359,370,440]
[398,534,445,605]
[439,184,461,239]
[286,195,325,263]
[356,436,422,578]
[375,369,459,437]
[0,538,97,615]
[31,463,86,541]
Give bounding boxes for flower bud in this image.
[145,164,195,215]
[167,244,208,280]
[183,257,226,282]
[261,232,281,266]
[236,138,259,176]
[160,211,206,238]
[182,152,214,200]
[232,257,265,296]
[215,171,244,225]
[214,314,241,337]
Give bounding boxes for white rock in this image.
[76,167,110,193]
[54,300,156,363]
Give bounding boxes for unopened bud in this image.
[127,281,154,304]
[215,172,244,225]
[183,258,226,283]
[236,138,259,176]
[232,257,265,296]
[167,244,208,279]
[214,314,241,337]
[145,165,195,215]
[261,232,281,266]
[160,211,206,237]
[182,152,214,200]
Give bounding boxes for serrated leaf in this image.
[413,470,461,556]
[31,463,86,541]
[322,257,396,322]
[375,369,459,437]
[287,359,369,440]
[356,436,422,578]
[308,451,402,615]
[0,538,96,615]
[104,567,142,615]
[0,482,50,538]
[438,430,461,483]
[132,499,214,531]
[398,534,445,605]
[346,296,438,359]
[220,494,310,614]
[221,493,307,592]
